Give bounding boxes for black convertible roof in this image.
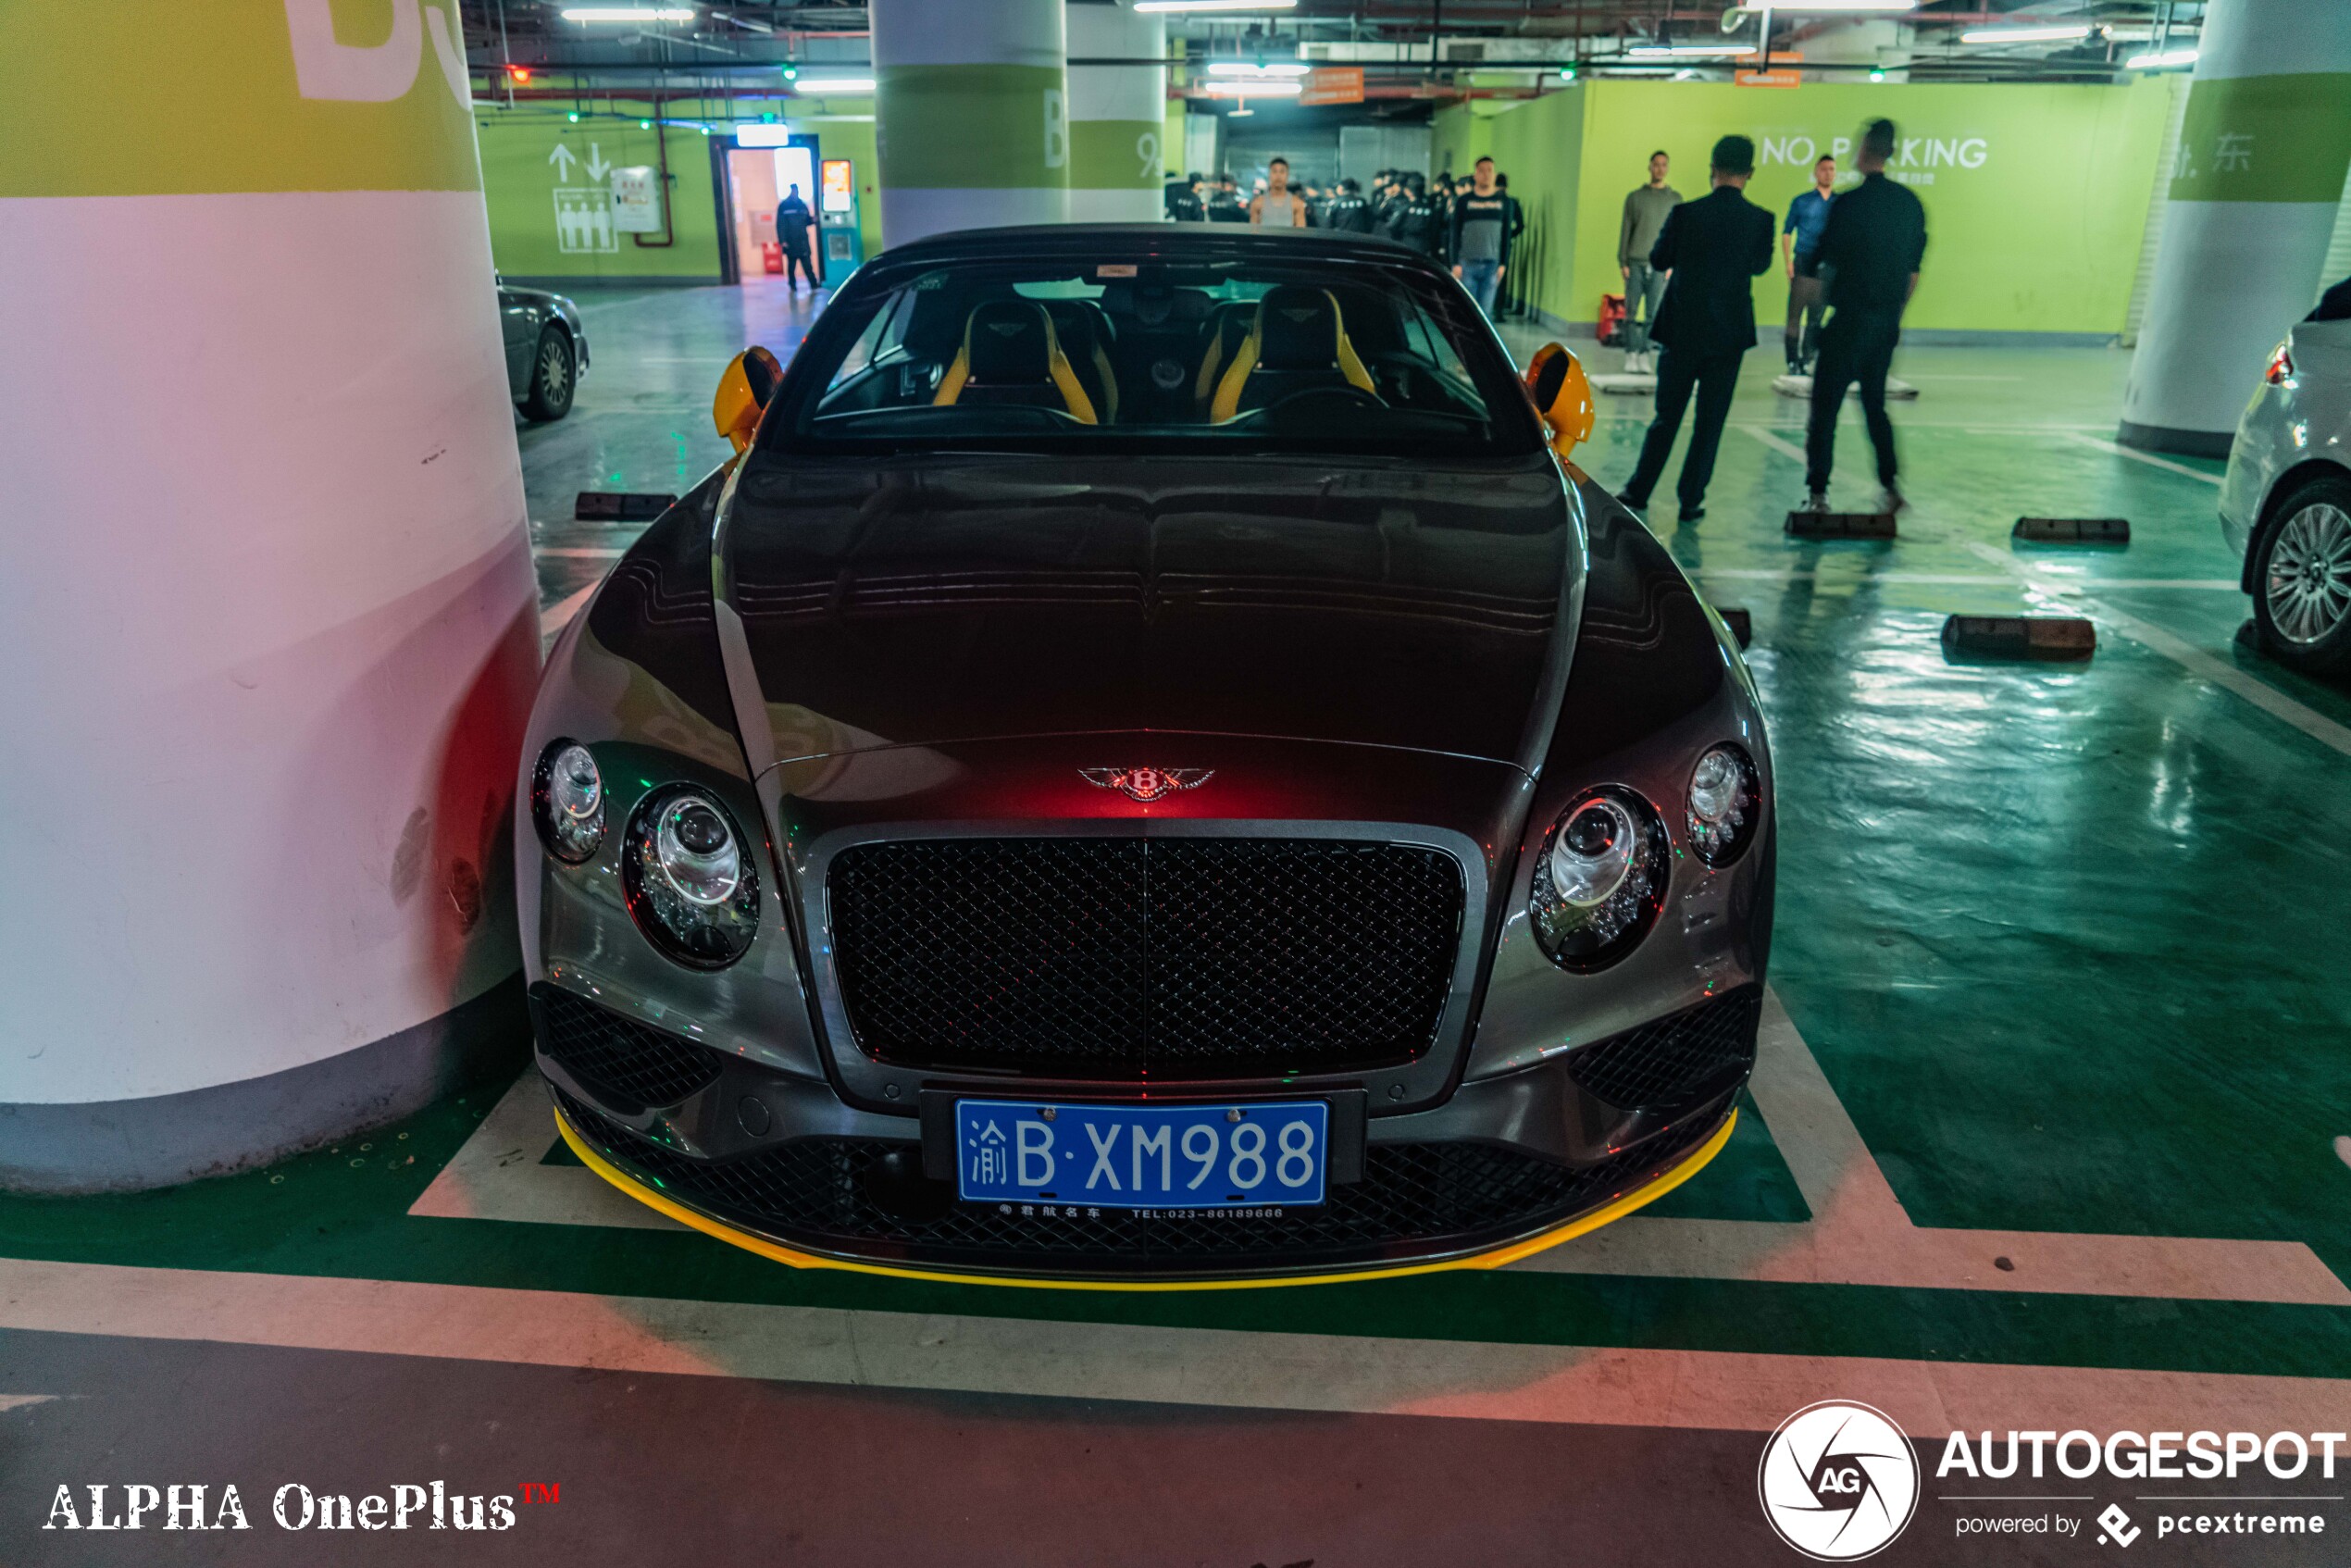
[861,221,1442,278]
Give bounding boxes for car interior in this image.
[800,262,1503,442]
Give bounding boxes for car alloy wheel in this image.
[2265,501,2351,646]
[524,325,575,420]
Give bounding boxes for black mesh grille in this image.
[827,838,1465,1076]
[533,984,723,1114]
[1566,986,1762,1111]
[554,1085,1721,1278]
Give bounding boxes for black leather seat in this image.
[1208,286,1382,421]
[932,300,1098,423]
[1193,300,1257,410]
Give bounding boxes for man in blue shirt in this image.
[1781,156,1835,373]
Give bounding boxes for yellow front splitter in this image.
[555,1101,1736,1293]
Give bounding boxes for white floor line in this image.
[2068,432,2225,486]
[539,581,599,636]
[0,1395,60,1413]
[414,995,2349,1307]
[2,1255,2345,1437]
[1960,539,2351,761]
[1735,424,1810,465]
[1525,994,2349,1306]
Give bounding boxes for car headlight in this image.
[1530,788,1667,970]
[1686,744,1760,867]
[623,787,761,968]
[532,741,605,864]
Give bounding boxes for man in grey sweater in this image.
[1618,150,1681,373]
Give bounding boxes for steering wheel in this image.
[1264,385,1386,417]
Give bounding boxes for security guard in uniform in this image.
[1325,178,1375,233]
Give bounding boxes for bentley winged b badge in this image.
[1078,767,1214,803]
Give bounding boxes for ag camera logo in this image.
[1759,1400,1921,1561]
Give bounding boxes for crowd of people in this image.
[1163,156,1525,315]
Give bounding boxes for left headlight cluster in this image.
[621,786,761,968]
[531,740,605,863]
[1529,742,1760,972]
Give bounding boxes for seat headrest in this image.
[1043,302,1099,354]
[965,300,1052,383]
[1255,286,1342,370]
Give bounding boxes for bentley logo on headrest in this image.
[987,321,1026,336]
[1078,766,1213,803]
[1280,307,1319,322]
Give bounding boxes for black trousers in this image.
[782,244,819,290]
[1622,346,1745,511]
[1805,305,1901,492]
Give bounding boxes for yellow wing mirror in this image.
[713,345,784,454]
[1523,342,1595,461]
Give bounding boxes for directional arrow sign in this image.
[547,143,578,182]
[584,143,611,180]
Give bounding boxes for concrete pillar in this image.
[1068,2,1169,223]
[2120,0,2351,454]
[872,0,1069,246]
[0,1,540,1190]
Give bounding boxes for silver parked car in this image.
[2220,278,2351,673]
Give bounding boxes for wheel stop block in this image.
[1941,615,2096,662]
[1785,510,1897,539]
[1714,606,1753,648]
[2013,516,2130,544]
[575,491,678,522]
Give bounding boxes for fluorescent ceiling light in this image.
[1137,0,1296,12]
[794,77,874,93]
[1740,0,1915,10]
[1199,78,1303,95]
[1959,24,2091,44]
[1206,60,1310,76]
[2125,46,2198,68]
[561,6,696,21]
[1627,44,1756,57]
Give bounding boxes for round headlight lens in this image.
[1686,744,1760,867]
[624,788,760,968]
[1530,788,1666,970]
[532,740,605,864]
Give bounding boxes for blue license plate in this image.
[953,1099,1328,1211]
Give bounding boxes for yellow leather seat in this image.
[1209,287,1379,424]
[932,300,1098,424]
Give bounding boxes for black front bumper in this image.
[531,982,1757,1283]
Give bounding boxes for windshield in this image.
[770,255,1539,455]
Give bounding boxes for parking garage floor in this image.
[5,281,2348,1564]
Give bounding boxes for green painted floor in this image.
[7,293,2347,1563]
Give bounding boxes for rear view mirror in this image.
[1523,342,1595,461]
[713,345,785,454]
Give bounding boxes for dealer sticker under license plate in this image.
[954,1099,1328,1211]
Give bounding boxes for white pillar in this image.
[872,0,1069,245]
[1068,2,1169,222]
[0,1,540,1189]
[2119,0,2351,454]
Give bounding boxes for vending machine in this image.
[818,156,865,279]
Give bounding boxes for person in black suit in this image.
[1618,134,1776,524]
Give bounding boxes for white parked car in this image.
[2220,279,2351,673]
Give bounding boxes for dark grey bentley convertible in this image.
[516,224,1773,1287]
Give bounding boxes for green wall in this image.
[1442,77,2171,338]
[476,97,882,282]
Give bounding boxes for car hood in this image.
[719,451,1580,772]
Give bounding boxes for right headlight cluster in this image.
[1530,743,1760,971]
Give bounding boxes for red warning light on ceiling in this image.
[507,64,534,84]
